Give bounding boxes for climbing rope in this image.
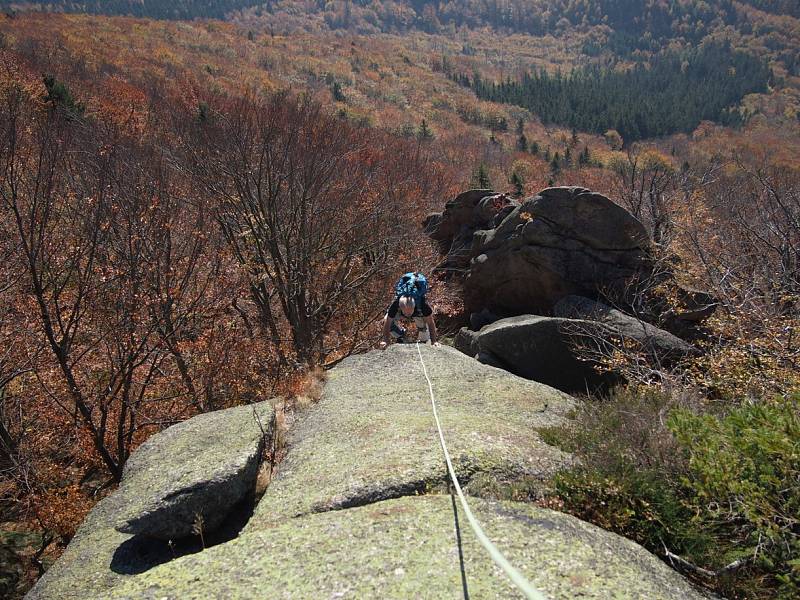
[415,342,549,600]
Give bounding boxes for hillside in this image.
[1,12,798,182]
[5,2,800,75]
[0,5,798,600]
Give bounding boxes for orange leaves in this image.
[33,485,93,541]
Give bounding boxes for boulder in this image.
[426,189,518,271]
[454,327,481,357]
[456,316,616,393]
[554,295,696,364]
[658,284,719,339]
[105,495,708,600]
[672,286,717,322]
[26,401,274,600]
[114,402,274,540]
[464,187,652,314]
[469,307,500,330]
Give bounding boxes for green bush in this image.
[669,398,800,597]
[42,75,84,119]
[547,387,800,599]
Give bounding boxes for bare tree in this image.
[608,147,677,247]
[0,84,216,480]
[184,92,438,364]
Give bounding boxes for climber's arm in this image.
[381,314,392,345]
[424,314,438,345]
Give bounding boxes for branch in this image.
[660,540,754,580]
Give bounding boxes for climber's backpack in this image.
[394,272,428,307]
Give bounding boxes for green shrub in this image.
[547,387,800,599]
[669,397,800,597]
[42,75,84,119]
[548,386,709,559]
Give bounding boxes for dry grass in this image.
[255,367,328,497]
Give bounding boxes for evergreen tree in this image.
[517,133,528,152]
[579,146,591,167]
[530,141,540,156]
[417,119,434,141]
[197,101,209,123]
[564,147,572,166]
[516,118,525,135]
[550,152,562,176]
[510,170,524,197]
[331,80,346,102]
[472,163,492,189]
[43,75,84,119]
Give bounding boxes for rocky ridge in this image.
[28,345,709,599]
[427,186,709,390]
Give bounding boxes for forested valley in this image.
[0,3,798,599]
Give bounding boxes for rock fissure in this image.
[289,457,544,519]
[518,213,648,253]
[514,239,647,267]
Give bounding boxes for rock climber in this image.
[380,272,439,348]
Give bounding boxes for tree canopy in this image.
[454,43,770,142]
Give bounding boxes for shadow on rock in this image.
[110,494,257,575]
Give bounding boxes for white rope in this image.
[415,342,548,600]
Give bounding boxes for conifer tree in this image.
[510,170,524,197]
[550,152,562,176]
[579,146,591,167]
[417,119,434,141]
[43,74,84,119]
[472,163,492,189]
[331,81,346,102]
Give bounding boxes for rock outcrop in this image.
[554,295,697,364]
[454,315,617,393]
[424,188,518,272]
[28,346,708,599]
[115,404,274,540]
[106,495,707,600]
[246,344,573,527]
[464,187,652,315]
[454,300,696,392]
[26,402,274,600]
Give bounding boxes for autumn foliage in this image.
[0,8,798,599]
[0,25,449,595]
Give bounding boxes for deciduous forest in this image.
[0,2,798,598]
